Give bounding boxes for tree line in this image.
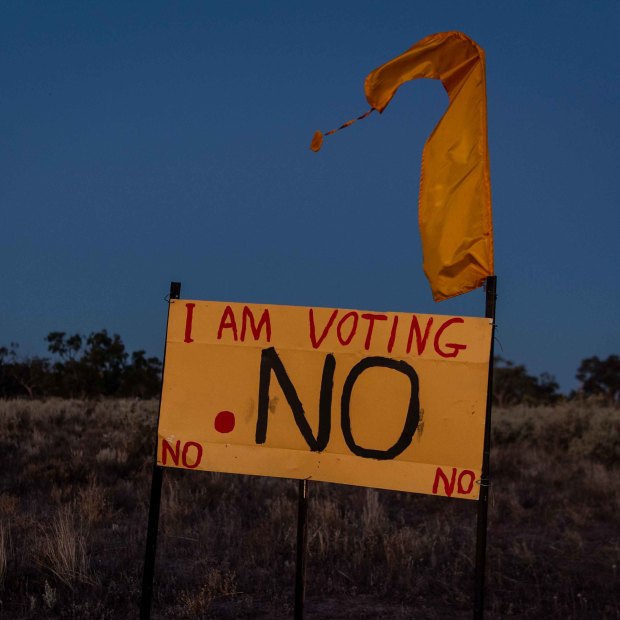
[0,331,161,399]
[0,330,618,405]
[493,354,619,406]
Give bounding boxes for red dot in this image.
[214,410,235,434]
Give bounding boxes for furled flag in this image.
[312,32,494,301]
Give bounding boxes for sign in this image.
[158,300,492,499]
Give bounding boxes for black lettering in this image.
[256,347,334,451]
[340,357,419,460]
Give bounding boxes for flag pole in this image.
[294,478,309,619]
[473,275,497,619]
[140,281,181,620]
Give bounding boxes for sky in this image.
[2,1,619,393]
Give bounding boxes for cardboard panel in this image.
[158,300,492,499]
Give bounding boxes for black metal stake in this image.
[473,275,497,619]
[140,281,181,620]
[294,478,309,620]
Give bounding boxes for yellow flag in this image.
[365,31,494,301]
[313,32,494,301]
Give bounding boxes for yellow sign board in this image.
[158,300,492,500]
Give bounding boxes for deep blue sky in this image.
[2,2,619,392]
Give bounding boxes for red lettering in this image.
[336,311,358,346]
[184,303,195,343]
[432,467,457,497]
[309,308,338,349]
[241,306,271,342]
[433,318,467,359]
[406,316,433,355]
[360,313,388,350]
[217,305,238,341]
[162,439,180,466]
[181,441,203,469]
[387,315,399,353]
[457,470,476,494]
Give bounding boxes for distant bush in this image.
[0,331,161,399]
[492,356,560,407]
[492,354,620,408]
[575,354,620,405]
[492,401,620,467]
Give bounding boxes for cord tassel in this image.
[310,108,374,152]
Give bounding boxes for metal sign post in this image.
[473,275,497,619]
[294,479,309,619]
[140,281,181,620]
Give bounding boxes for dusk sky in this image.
[3,2,619,392]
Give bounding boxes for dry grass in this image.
[38,507,94,588]
[0,399,618,618]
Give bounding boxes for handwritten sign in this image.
[158,300,492,499]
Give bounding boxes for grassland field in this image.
[0,399,618,619]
